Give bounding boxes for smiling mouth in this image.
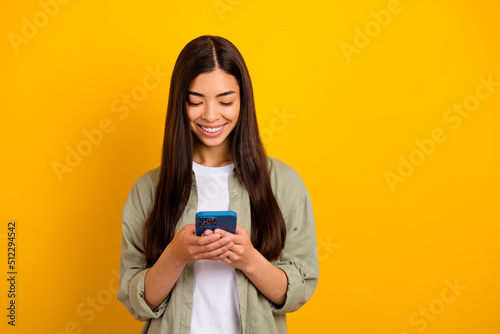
[197,124,226,133]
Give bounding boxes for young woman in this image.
[117,35,319,334]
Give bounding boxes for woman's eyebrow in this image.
[187,90,236,98]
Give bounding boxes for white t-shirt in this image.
[190,161,240,334]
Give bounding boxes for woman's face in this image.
[186,68,240,152]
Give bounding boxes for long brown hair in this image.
[143,35,286,268]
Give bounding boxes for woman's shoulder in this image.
[133,165,161,190]
[266,156,303,184]
[123,166,161,219]
[266,156,310,208]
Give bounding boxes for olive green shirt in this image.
[117,156,319,333]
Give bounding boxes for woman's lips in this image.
[197,123,227,137]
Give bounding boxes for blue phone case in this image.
[195,210,237,236]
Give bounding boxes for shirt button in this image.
[232,189,238,195]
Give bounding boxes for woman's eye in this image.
[187,101,202,106]
[220,102,233,106]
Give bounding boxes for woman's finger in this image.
[194,236,232,253]
[198,242,233,259]
[182,224,196,234]
[192,232,222,246]
[202,229,215,236]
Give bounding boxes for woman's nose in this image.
[202,101,219,122]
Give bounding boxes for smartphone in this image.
[195,210,237,236]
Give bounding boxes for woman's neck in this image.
[192,141,233,167]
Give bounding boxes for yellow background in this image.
[1,0,499,333]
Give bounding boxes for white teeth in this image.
[201,125,223,133]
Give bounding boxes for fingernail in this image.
[224,237,231,243]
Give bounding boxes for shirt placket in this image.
[228,169,252,334]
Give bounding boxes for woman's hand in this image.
[164,224,233,266]
[144,224,232,311]
[212,226,258,272]
[213,225,288,306]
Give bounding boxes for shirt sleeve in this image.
[117,179,170,321]
[270,182,320,315]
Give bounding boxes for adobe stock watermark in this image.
[260,106,296,145]
[398,277,467,334]
[317,235,340,262]
[213,0,243,21]
[7,0,72,54]
[48,268,120,334]
[51,64,169,182]
[385,74,499,192]
[233,105,295,168]
[340,0,416,63]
